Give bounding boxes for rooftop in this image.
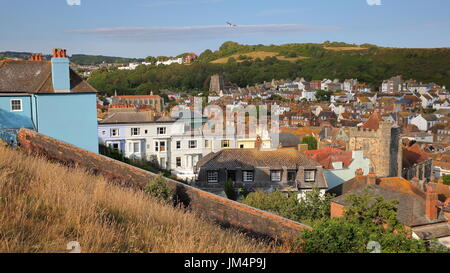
[0,60,96,94]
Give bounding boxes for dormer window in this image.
[305,170,316,182]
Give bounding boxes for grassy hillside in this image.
[210,51,308,64]
[89,41,450,95]
[0,146,284,253]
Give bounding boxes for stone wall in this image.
[17,128,311,242]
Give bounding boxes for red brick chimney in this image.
[425,185,439,220]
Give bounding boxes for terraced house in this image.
[98,111,272,181]
[0,49,98,152]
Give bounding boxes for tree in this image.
[224,178,238,201]
[297,189,448,253]
[315,90,333,102]
[301,136,317,150]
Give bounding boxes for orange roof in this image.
[280,126,321,137]
[403,144,429,168]
[377,177,419,195]
[116,95,161,99]
[304,148,353,170]
[361,112,384,130]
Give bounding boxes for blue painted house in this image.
[0,49,99,153]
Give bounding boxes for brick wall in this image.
[17,129,311,242]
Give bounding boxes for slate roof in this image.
[0,60,97,94]
[99,112,176,124]
[413,223,450,240]
[197,149,321,170]
[329,177,448,227]
[273,132,301,148]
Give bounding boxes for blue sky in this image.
[1,0,449,57]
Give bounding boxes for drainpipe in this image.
[29,94,37,131]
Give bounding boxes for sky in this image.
[0,0,449,58]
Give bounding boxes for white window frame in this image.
[131,128,140,136]
[157,127,166,135]
[176,157,182,168]
[207,171,219,183]
[305,170,316,182]
[129,141,140,153]
[243,171,254,182]
[189,140,197,149]
[271,170,282,182]
[176,141,181,149]
[155,141,166,152]
[10,99,23,112]
[110,128,120,137]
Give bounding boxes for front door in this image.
[227,171,236,182]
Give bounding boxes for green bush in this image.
[301,136,318,150]
[144,175,174,203]
[241,188,332,225]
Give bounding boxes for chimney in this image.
[425,185,439,220]
[30,53,43,61]
[366,172,377,185]
[255,135,262,151]
[355,168,365,183]
[51,48,70,92]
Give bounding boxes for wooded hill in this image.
[88,41,450,96]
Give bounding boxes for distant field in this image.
[324,46,367,51]
[211,51,307,63]
[0,146,285,253]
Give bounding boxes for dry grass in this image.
[323,46,367,51]
[0,146,285,253]
[210,51,307,64]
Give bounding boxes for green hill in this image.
[85,41,450,94]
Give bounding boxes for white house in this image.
[410,114,438,131]
[301,90,317,102]
[98,112,271,181]
[156,58,184,66]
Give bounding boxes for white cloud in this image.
[367,0,382,6]
[66,24,338,41]
[67,0,81,6]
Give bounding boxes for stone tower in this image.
[209,74,224,93]
[346,121,402,177]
